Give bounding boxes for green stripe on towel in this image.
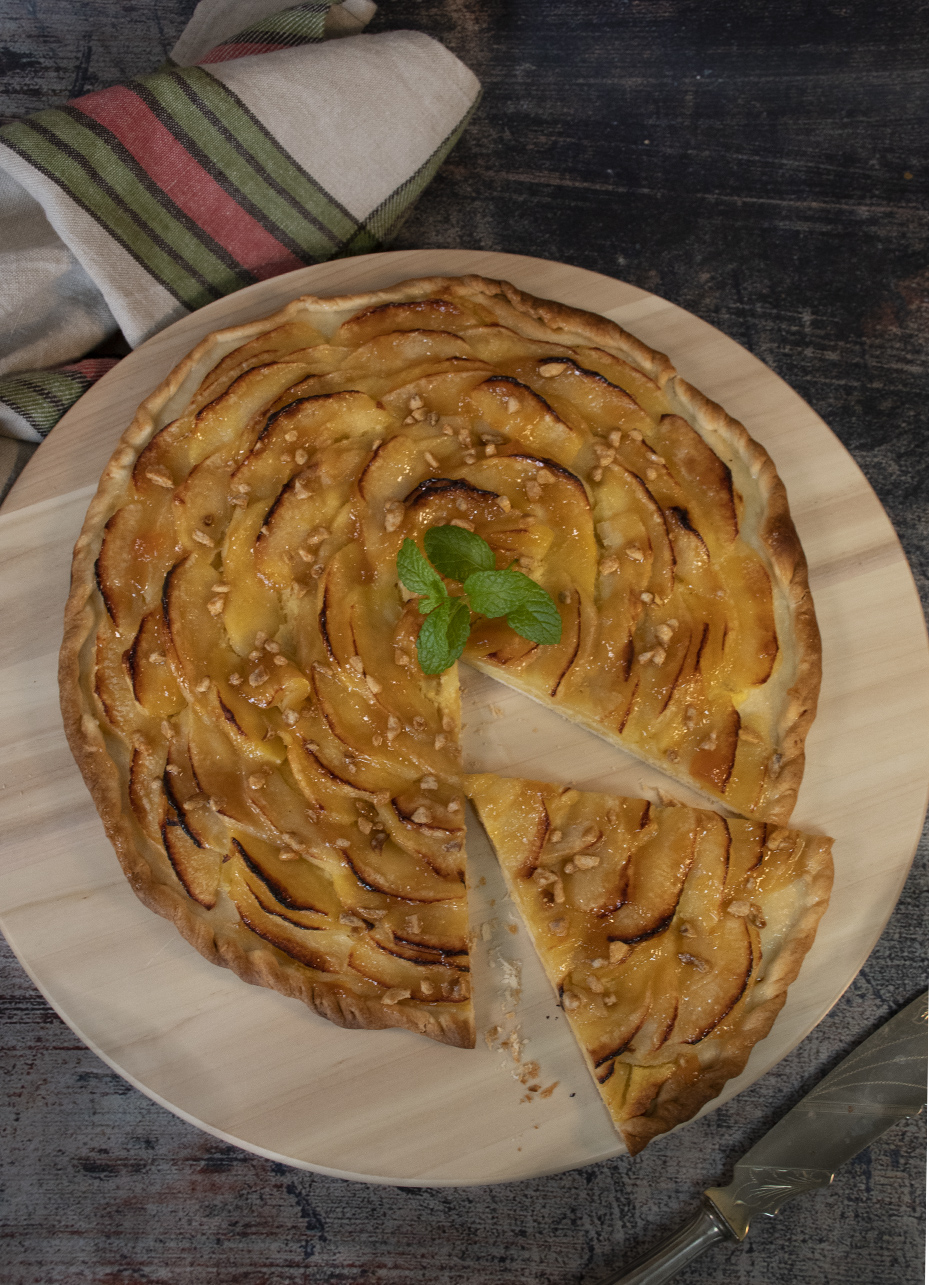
[217,2,332,47]
[0,368,92,437]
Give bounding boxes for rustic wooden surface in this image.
[1,2,926,1282]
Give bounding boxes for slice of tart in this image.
[61,273,823,1047]
[466,772,833,1153]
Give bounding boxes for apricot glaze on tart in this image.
[61,275,829,1140]
[466,773,833,1154]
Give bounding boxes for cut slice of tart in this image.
[466,772,833,1153]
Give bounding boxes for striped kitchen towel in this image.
[0,0,481,451]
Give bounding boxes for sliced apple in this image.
[125,610,185,718]
[467,377,584,464]
[655,415,738,547]
[127,736,166,843]
[94,498,177,634]
[333,299,478,346]
[223,858,347,974]
[573,346,672,421]
[348,935,468,1002]
[510,358,656,440]
[136,360,315,487]
[94,622,140,730]
[195,320,328,406]
[161,815,223,910]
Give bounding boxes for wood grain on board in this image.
[0,251,926,1187]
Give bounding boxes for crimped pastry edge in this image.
[60,271,821,1052]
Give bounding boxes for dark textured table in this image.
[1,2,926,1282]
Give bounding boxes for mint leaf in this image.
[416,607,450,673]
[463,569,535,618]
[506,581,563,645]
[424,525,495,582]
[397,538,447,614]
[445,596,472,657]
[467,568,563,643]
[416,597,471,674]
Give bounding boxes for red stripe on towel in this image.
[198,41,296,65]
[72,86,305,279]
[60,358,120,379]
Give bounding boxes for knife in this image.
[605,990,928,1285]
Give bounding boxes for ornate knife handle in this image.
[600,1201,736,1285]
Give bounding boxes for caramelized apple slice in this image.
[338,832,465,904]
[461,324,572,367]
[654,415,738,548]
[573,346,672,421]
[342,328,473,376]
[348,934,468,1002]
[224,853,347,973]
[357,429,451,517]
[216,506,283,655]
[171,455,235,554]
[381,366,493,420]
[717,550,779,690]
[94,622,141,730]
[600,808,698,944]
[467,377,584,465]
[229,830,341,918]
[94,497,176,633]
[127,735,167,843]
[196,320,328,405]
[185,702,282,840]
[161,811,223,910]
[594,463,675,604]
[333,299,478,346]
[512,358,656,440]
[125,610,185,718]
[136,360,315,485]
[667,915,756,1047]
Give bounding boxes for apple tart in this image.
[467,773,833,1154]
[61,273,823,1062]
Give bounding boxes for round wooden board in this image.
[1,250,927,1187]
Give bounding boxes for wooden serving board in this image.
[1,250,927,1187]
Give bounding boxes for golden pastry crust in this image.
[61,272,822,1053]
[466,772,833,1154]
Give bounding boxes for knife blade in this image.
[604,990,928,1285]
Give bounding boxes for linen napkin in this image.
[0,0,480,491]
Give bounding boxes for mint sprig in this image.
[397,525,563,674]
